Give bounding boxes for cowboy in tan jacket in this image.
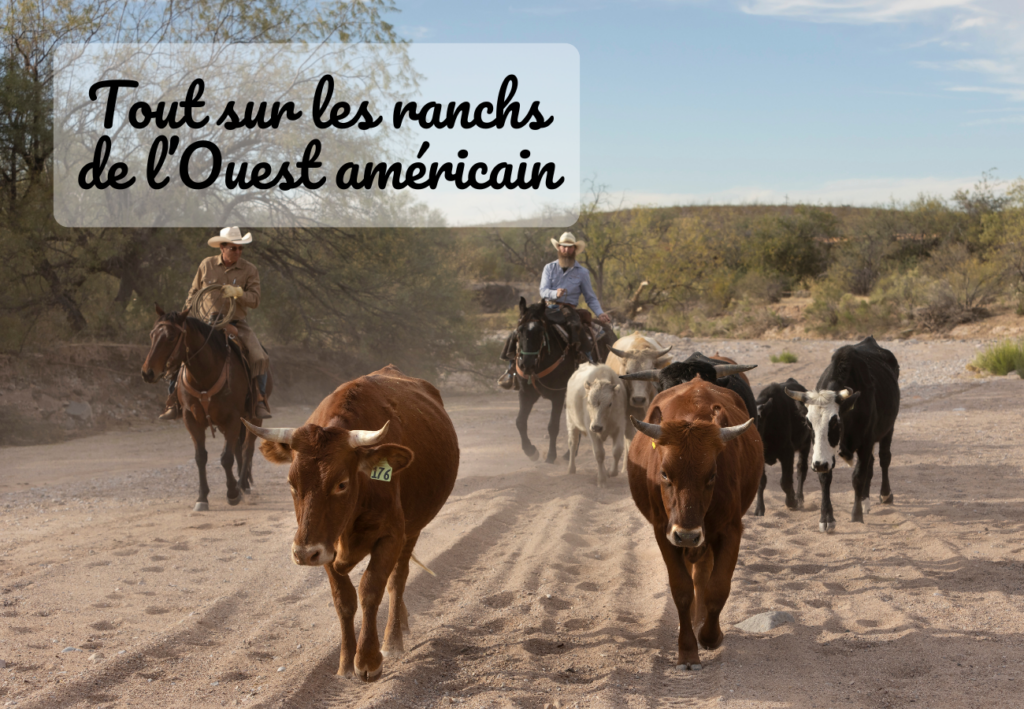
[161,227,273,419]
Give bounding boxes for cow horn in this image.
[242,419,295,445]
[653,345,672,358]
[713,363,757,376]
[608,347,632,359]
[348,420,390,448]
[719,418,754,443]
[630,415,663,441]
[620,369,661,382]
[784,387,810,403]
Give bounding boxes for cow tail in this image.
[410,552,437,577]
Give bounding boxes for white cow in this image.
[566,363,628,486]
[604,333,672,438]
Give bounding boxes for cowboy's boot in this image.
[580,328,597,364]
[497,361,516,390]
[159,392,181,421]
[255,374,272,419]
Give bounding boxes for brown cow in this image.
[627,379,763,670]
[244,365,459,681]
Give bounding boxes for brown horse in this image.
[142,306,267,510]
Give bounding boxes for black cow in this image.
[786,336,900,533]
[754,378,811,515]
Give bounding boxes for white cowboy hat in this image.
[551,231,585,255]
[208,226,252,248]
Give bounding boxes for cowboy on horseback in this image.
[160,226,273,420]
[498,232,611,390]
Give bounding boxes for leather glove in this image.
[221,285,245,299]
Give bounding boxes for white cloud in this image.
[612,175,979,208]
[740,0,978,24]
[739,1,1024,104]
[399,25,431,40]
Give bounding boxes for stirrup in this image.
[255,400,272,419]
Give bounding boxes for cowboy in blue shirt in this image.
[498,232,611,389]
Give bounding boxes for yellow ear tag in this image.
[369,460,393,482]
[652,441,657,450]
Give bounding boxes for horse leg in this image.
[545,392,565,464]
[221,420,242,506]
[186,414,210,512]
[517,386,541,461]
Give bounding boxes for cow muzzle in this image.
[812,459,832,474]
[630,396,648,408]
[590,423,604,433]
[667,525,704,548]
[291,542,335,566]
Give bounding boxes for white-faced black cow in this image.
[754,378,811,515]
[786,337,900,533]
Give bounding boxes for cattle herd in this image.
[148,318,902,679]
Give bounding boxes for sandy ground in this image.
[3,337,1024,708]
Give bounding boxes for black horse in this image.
[514,298,579,463]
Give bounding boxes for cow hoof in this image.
[193,501,209,512]
[880,493,894,504]
[527,449,540,462]
[608,469,619,478]
[862,497,871,514]
[545,454,557,465]
[228,492,242,506]
[676,663,702,671]
[819,521,835,533]
[382,648,404,659]
[356,664,383,682]
[752,506,765,517]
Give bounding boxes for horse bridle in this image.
[154,318,229,436]
[515,318,569,391]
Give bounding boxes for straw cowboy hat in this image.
[551,232,585,255]
[208,226,252,248]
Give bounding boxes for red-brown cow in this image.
[245,365,459,681]
[627,379,763,670]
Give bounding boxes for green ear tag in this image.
[370,460,393,482]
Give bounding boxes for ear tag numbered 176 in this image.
[370,460,393,482]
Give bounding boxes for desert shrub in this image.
[925,242,1003,313]
[806,277,900,337]
[664,298,788,339]
[970,339,1024,376]
[735,270,785,304]
[770,350,798,363]
[745,207,836,286]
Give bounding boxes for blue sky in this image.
[395,0,1024,207]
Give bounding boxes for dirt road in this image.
[3,338,1024,708]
